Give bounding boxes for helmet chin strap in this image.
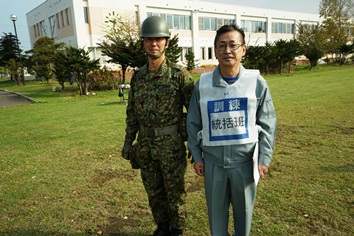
[147,52,163,59]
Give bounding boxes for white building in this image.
[26,0,320,66]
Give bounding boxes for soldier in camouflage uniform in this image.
[121,16,194,236]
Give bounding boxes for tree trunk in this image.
[14,74,20,85]
[279,61,283,74]
[77,80,83,95]
[122,66,127,84]
[83,74,89,95]
[60,81,65,90]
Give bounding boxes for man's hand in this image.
[121,141,132,160]
[258,165,269,179]
[194,162,204,176]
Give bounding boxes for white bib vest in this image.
[199,69,259,146]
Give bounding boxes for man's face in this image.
[143,37,168,59]
[214,30,246,69]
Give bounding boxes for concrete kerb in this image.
[0,89,39,104]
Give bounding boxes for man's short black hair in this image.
[214,24,245,46]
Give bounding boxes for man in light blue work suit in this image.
[187,24,277,236]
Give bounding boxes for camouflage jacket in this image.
[124,58,194,143]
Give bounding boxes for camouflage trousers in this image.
[137,137,187,229]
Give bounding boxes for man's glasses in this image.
[216,43,243,51]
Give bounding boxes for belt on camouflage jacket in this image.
[144,124,178,138]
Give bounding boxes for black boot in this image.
[170,228,183,236]
[152,222,170,236]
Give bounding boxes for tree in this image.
[260,42,278,74]
[244,43,277,74]
[99,39,143,84]
[6,59,21,85]
[297,23,326,70]
[245,43,279,74]
[98,12,144,84]
[339,41,354,63]
[63,46,100,95]
[26,37,65,85]
[89,66,118,91]
[52,50,71,90]
[99,13,183,83]
[273,39,301,74]
[185,51,196,72]
[0,33,20,67]
[320,0,354,64]
[165,34,182,64]
[0,33,24,82]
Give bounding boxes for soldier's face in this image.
[143,37,169,59]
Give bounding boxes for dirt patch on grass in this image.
[102,215,141,235]
[91,169,137,187]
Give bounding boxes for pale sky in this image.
[0,0,321,52]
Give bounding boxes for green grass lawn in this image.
[0,64,353,236]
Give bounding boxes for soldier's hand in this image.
[121,141,132,160]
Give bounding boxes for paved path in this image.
[0,90,37,108]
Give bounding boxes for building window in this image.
[203,17,211,30]
[201,47,205,60]
[36,23,40,37]
[40,20,47,36]
[198,17,203,30]
[180,15,185,30]
[147,12,191,30]
[241,20,267,33]
[167,15,173,29]
[181,47,193,61]
[33,25,37,37]
[217,19,223,29]
[65,8,70,25]
[185,16,191,30]
[173,15,179,29]
[49,15,57,38]
[210,18,217,31]
[61,11,65,27]
[200,17,235,31]
[159,13,166,20]
[56,13,60,29]
[272,22,294,34]
[208,47,213,60]
[84,7,89,24]
[224,19,234,25]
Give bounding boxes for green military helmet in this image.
[140,16,170,38]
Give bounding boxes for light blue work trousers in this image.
[204,157,257,236]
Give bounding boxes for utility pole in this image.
[10,14,25,85]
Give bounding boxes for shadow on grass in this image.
[320,163,354,173]
[102,216,148,236]
[0,230,146,236]
[98,101,126,106]
[105,234,146,236]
